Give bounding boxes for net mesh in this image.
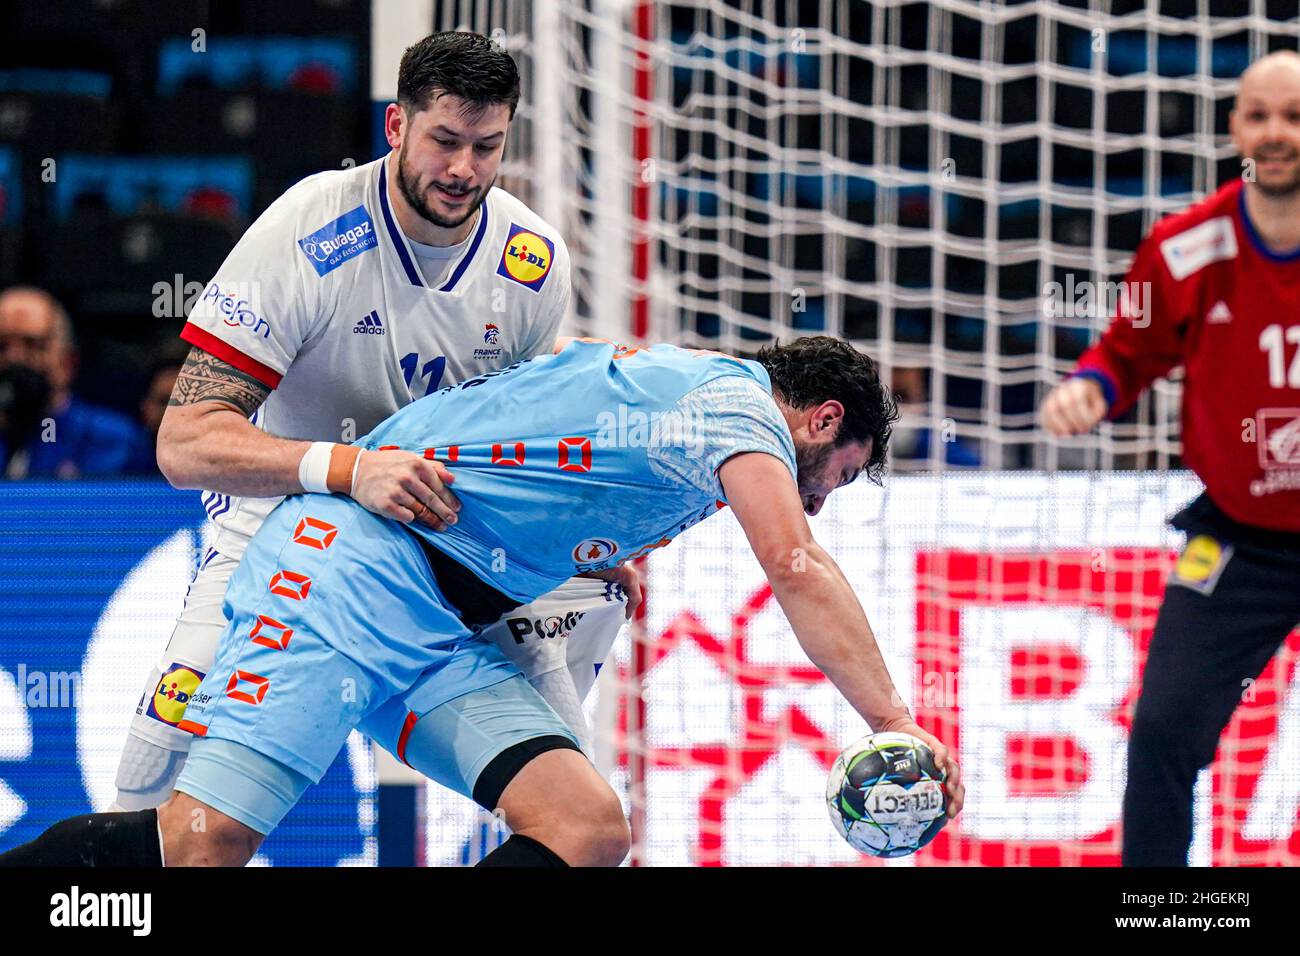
[553,0,1300,474]
[422,0,1300,866]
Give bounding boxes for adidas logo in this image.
[353,310,385,335]
[1207,300,1233,324]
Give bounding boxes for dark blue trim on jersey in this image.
[378,158,490,290]
[378,159,424,287]
[1238,188,1300,263]
[438,200,490,292]
[1070,368,1118,416]
[204,492,230,521]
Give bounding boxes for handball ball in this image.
[826,732,947,858]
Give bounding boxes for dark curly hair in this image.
[756,336,899,484]
[398,32,521,118]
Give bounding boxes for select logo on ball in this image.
[827,732,947,858]
[148,663,206,726]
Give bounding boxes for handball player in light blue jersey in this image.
[1,336,964,868]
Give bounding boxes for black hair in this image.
[397,31,521,118]
[757,336,899,483]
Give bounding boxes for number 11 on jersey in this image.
[401,352,447,398]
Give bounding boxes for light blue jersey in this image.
[359,340,798,601]
[175,340,798,830]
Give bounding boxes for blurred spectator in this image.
[0,285,147,477]
[123,341,189,476]
[889,367,982,466]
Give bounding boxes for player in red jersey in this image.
[1041,52,1300,865]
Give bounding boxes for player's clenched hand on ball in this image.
[350,449,461,530]
[878,716,964,818]
[1040,375,1109,438]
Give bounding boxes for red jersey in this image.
[1074,179,1300,532]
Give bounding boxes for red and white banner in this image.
[610,472,1300,866]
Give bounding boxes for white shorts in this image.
[487,575,629,702]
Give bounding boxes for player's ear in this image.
[812,400,845,435]
[385,103,407,149]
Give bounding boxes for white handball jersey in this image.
[180,155,571,557]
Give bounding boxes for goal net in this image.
[419,0,1300,866]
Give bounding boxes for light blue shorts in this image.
[173,492,577,834]
[177,673,577,835]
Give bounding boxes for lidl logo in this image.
[148,663,205,726]
[1171,534,1232,595]
[497,223,555,292]
[1175,535,1221,583]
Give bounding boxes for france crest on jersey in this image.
[358,341,798,602]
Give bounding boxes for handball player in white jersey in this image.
[112,32,637,810]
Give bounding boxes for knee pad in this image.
[113,732,193,811]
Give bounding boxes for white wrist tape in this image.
[298,441,336,494]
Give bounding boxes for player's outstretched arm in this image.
[719,451,963,816]
[157,347,460,529]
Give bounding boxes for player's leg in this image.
[0,807,165,866]
[1122,531,1300,866]
[490,745,628,867]
[157,772,273,866]
[111,548,240,811]
[525,666,591,754]
[160,738,315,866]
[477,575,629,754]
[4,494,457,867]
[364,664,629,866]
[1,545,366,868]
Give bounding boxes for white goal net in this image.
[418,0,1300,866]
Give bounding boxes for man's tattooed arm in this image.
[168,347,272,418]
[155,347,309,495]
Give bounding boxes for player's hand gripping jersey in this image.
[1074,178,1300,530]
[359,340,799,600]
